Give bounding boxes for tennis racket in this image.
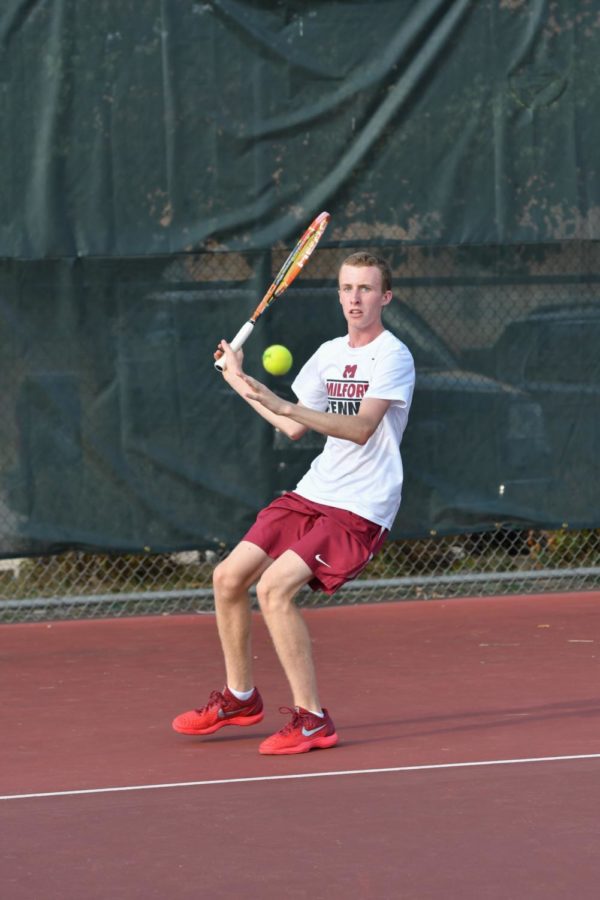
[214,211,330,370]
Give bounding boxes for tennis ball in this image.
[262,344,293,376]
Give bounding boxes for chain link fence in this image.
[1,528,600,623]
[2,240,600,621]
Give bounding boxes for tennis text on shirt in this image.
[326,376,368,413]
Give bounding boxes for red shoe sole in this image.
[259,733,339,755]
[173,711,264,735]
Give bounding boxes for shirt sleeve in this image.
[365,342,415,407]
[291,344,330,411]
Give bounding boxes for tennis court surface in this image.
[3,591,600,899]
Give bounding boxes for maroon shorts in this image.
[242,492,388,595]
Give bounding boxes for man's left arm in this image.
[241,373,390,446]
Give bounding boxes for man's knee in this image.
[213,558,245,597]
[256,571,292,615]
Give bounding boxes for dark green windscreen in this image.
[2,0,599,254]
[0,1,599,556]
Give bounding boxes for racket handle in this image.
[214,320,255,371]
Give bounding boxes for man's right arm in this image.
[218,340,308,441]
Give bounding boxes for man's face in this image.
[338,264,392,331]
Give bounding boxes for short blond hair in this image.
[340,252,392,293]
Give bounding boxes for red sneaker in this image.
[172,687,264,735]
[259,707,338,755]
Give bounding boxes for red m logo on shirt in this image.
[343,365,357,378]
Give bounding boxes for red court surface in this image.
[2,591,600,898]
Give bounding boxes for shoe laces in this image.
[277,706,305,735]
[196,690,225,713]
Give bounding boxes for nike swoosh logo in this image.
[314,553,332,568]
[217,708,245,719]
[302,723,327,737]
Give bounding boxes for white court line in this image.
[2,752,600,802]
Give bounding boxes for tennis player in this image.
[173,252,415,754]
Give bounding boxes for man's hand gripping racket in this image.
[214,211,330,371]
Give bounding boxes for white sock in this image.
[228,686,255,701]
[308,708,324,718]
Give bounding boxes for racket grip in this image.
[214,320,255,371]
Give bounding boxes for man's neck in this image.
[347,324,385,349]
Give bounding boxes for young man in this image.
[172,252,415,754]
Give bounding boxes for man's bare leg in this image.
[212,541,273,692]
[255,550,320,711]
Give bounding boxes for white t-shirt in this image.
[291,329,415,529]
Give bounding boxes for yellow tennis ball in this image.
[262,344,293,376]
